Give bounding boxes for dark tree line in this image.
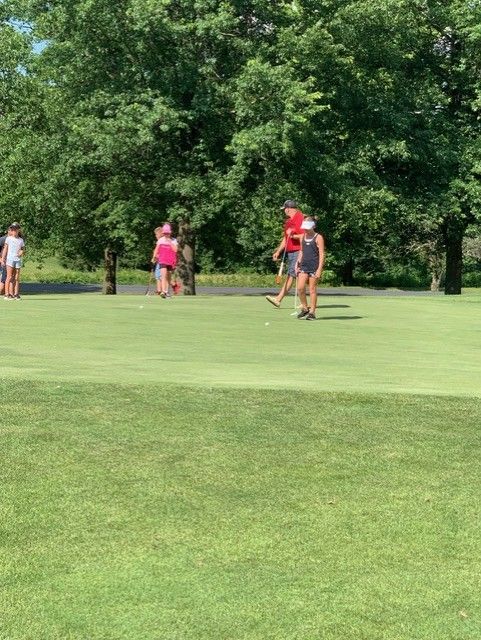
[1,0,481,294]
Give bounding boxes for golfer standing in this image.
[266,200,304,308]
[0,231,7,297]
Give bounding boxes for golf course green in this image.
[1,293,480,639]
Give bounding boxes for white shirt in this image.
[5,236,24,262]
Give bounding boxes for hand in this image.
[315,270,321,279]
[285,228,293,237]
[272,251,280,261]
[295,262,300,275]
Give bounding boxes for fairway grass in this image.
[1,293,481,396]
[1,294,480,639]
[1,382,481,639]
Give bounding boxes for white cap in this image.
[301,219,315,230]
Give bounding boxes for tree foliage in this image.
[1,0,481,293]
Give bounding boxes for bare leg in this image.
[298,273,309,311]
[13,268,20,297]
[5,265,14,298]
[166,270,172,294]
[161,267,169,294]
[156,268,161,294]
[309,276,318,314]
[275,275,294,304]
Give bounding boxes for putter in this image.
[275,246,287,285]
[145,267,155,296]
[290,274,299,316]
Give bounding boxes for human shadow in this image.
[22,297,69,301]
[317,316,363,321]
[316,304,350,309]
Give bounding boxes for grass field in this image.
[1,293,481,639]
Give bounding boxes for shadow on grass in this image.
[317,304,350,309]
[23,298,73,301]
[317,316,363,321]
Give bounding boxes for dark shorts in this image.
[299,263,319,279]
[287,251,299,277]
[0,266,6,284]
[155,264,173,279]
[299,270,318,279]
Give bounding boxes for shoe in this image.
[297,308,309,319]
[306,312,316,321]
[14,295,21,300]
[4,295,13,300]
[266,295,280,308]
[160,292,166,299]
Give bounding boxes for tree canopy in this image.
[1,0,481,293]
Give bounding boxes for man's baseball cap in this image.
[280,200,298,210]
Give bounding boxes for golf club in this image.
[145,267,155,296]
[275,245,287,285]
[290,275,299,316]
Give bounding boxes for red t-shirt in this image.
[284,211,304,252]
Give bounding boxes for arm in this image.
[273,236,286,261]
[285,228,303,242]
[296,246,303,274]
[315,235,325,278]
[18,240,25,257]
[1,241,8,265]
[286,213,304,243]
[170,240,178,253]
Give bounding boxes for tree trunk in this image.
[444,228,463,295]
[430,271,442,292]
[103,247,117,295]
[177,219,196,295]
[429,253,444,292]
[341,256,355,286]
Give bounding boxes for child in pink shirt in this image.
[154,224,178,298]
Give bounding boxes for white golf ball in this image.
[265,322,270,326]
[139,305,144,309]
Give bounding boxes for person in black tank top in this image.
[295,217,325,320]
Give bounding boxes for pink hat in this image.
[162,223,171,234]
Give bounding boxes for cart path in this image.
[21,283,441,297]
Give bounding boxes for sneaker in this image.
[14,295,21,300]
[265,295,280,308]
[306,312,317,321]
[297,308,309,319]
[160,292,166,299]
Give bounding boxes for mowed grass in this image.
[1,294,481,639]
[1,293,481,396]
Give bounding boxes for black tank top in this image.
[300,234,319,272]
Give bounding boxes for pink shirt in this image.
[155,237,178,267]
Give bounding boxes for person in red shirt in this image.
[266,200,305,308]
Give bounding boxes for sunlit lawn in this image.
[1,294,480,639]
